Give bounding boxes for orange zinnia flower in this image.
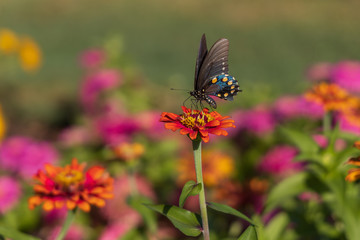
[345,157,360,182]
[160,106,235,143]
[113,142,145,162]
[177,150,235,187]
[304,83,356,112]
[28,158,114,212]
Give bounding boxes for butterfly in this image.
[190,34,241,109]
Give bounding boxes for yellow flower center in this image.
[180,110,214,128]
[55,169,84,187]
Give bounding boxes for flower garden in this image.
[2,2,360,239]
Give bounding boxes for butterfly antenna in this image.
[170,88,191,92]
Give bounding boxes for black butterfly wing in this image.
[194,34,208,90]
[196,38,229,90]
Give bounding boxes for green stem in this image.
[55,209,76,240]
[192,140,210,240]
[128,161,139,196]
[323,111,331,136]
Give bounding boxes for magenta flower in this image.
[95,113,140,146]
[80,69,122,112]
[0,136,58,178]
[136,111,167,139]
[234,106,276,135]
[337,113,360,136]
[58,126,92,147]
[48,225,86,240]
[330,61,360,93]
[79,48,106,69]
[306,62,332,82]
[101,174,155,223]
[257,145,303,178]
[99,216,141,240]
[0,176,21,213]
[312,134,346,151]
[273,96,324,120]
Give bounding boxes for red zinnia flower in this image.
[28,158,114,212]
[160,106,235,143]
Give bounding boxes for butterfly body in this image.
[191,34,241,109]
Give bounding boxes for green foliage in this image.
[207,202,255,226]
[179,180,202,208]
[237,225,258,240]
[0,226,41,240]
[145,204,202,237]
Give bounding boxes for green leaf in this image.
[179,180,202,208]
[238,225,258,240]
[207,202,255,225]
[0,226,41,240]
[145,204,202,237]
[128,196,157,233]
[264,213,289,240]
[280,127,319,154]
[265,172,308,212]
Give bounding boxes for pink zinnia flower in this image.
[273,96,324,120]
[136,111,168,139]
[338,113,360,136]
[234,106,276,135]
[99,216,141,240]
[0,176,21,213]
[47,225,86,240]
[79,48,106,69]
[80,69,122,112]
[0,136,58,178]
[257,145,303,178]
[330,61,360,93]
[312,134,346,151]
[101,174,155,223]
[95,113,140,146]
[58,126,92,147]
[306,62,332,82]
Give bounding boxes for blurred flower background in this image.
[1,0,360,239]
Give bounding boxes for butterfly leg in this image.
[183,95,192,108]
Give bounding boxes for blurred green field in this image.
[1,0,360,125]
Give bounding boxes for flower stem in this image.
[55,209,76,240]
[323,111,331,136]
[192,140,210,240]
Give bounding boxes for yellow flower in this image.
[0,105,6,141]
[177,150,235,187]
[113,142,145,162]
[304,83,356,112]
[19,36,42,72]
[0,29,19,54]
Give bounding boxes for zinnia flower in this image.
[0,176,21,213]
[0,104,6,141]
[273,96,324,120]
[177,150,235,187]
[0,29,19,54]
[345,142,360,182]
[160,106,235,143]
[80,69,122,112]
[28,158,114,212]
[19,36,42,72]
[306,62,332,82]
[257,145,303,178]
[79,48,106,69]
[330,61,360,93]
[304,83,356,112]
[0,136,58,178]
[113,142,145,161]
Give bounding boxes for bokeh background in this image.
[2,0,360,136]
[2,1,360,239]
